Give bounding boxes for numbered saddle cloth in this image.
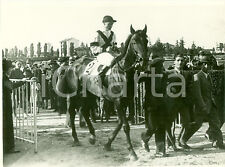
[83,52,114,76]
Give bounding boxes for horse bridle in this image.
[116,54,142,73]
[117,36,146,72]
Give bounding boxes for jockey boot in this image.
[99,66,110,88]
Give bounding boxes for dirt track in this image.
[3,110,225,167]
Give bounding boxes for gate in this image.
[11,79,38,153]
[134,82,145,124]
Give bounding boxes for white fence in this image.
[11,79,38,153]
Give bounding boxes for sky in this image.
[1,0,225,50]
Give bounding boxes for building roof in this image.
[60,37,79,43]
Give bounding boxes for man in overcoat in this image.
[3,59,26,154]
[179,54,225,149]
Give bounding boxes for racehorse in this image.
[56,25,148,160]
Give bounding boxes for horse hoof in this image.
[141,140,150,152]
[89,137,96,145]
[72,141,81,147]
[155,152,167,158]
[129,152,138,161]
[104,144,112,151]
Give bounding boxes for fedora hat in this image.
[102,15,117,23]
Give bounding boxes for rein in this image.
[116,56,142,72]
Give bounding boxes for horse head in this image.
[122,25,148,71]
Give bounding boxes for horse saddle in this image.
[83,52,114,76]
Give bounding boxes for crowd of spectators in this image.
[7,57,74,114]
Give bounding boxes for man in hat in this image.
[3,59,26,154]
[48,60,59,110]
[179,53,225,149]
[10,61,24,79]
[92,15,117,55]
[90,16,119,82]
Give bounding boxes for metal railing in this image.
[11,79,38,153]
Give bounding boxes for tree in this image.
[50,46,54,57]
[4,48,8,57]
[196,46,203,54]
[191,42,196,50]
[24,47,28,57]
[56,49,59,57]
[14,46,18,57]
[30,43,34,57]
[190,42,198,56]
[18,50,23,57]
[219,43,224,53]
[37,42,41,57]
[80,42,85,48]
[9,48,14,57]
[147,37,151,47]
[165,42,173,55]
[150,39,165,57]
[44,43,48,57]
[2,49,4,58]
[173,40,180,55]
[70,42,74,56]
[179,38,185,54]
[63,41,67,56]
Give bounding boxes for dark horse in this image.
[141,57,193,156]
[56,25,148,160]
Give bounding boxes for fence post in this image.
[33,81,38,153]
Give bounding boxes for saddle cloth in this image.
[83,52,114,76]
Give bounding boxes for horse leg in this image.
[141,129,153,152]
[100,98,104,123]
[127,98,135,125]
[65,111,71,128]
[104,100,113,123]
[141,108,154,152]
[166,122,178,151]
[81,104,96,145]
[104,117,123,151]
[79,108,86,128]
[90,108,97,123]
[105,104,111,123]
[104,99,123,150]
[68,103,80,146]
[65,97,71,128]
[122,111,138,161]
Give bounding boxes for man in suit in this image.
[165,54,193,149]
[179,53,225,149]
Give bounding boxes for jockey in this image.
[90,15,119,85]
[92,15,117,55]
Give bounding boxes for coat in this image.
[193,70,216,114]
[3,73,24,152]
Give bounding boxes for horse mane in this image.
[122,34,133,56]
